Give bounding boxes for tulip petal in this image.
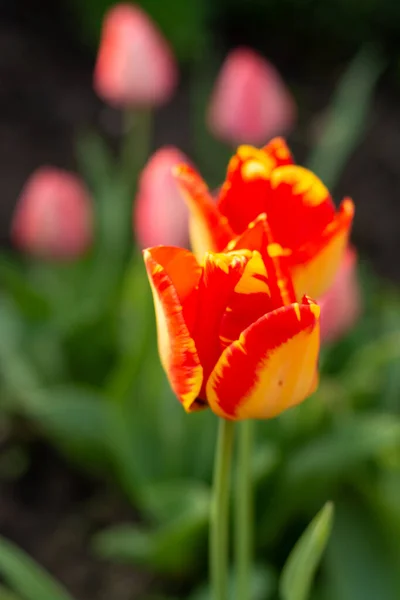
[195,251,251,388]
[226,213,273,253]
[223,221,297,342]
[291,198,354,299]
[217,139,294,235]
[174,164,234,260]
[219,250,273,348]
[262,137,294,166]
[268,165,336,249]
[217,145,275,234]
[207,298,320,420]
[143,246,203,411]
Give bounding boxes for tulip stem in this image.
[211,417,235,600]
[235,419,253,600]
[121,107,152,206]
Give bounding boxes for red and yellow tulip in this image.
[175,137,354,300]
[143,240,320,420]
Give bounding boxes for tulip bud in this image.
[12,167,93,260]
[207,47,296,145]
[319,247,361,343]
[134,146,189,248]
[94,3,177,107]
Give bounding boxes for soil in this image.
[1,1,400,599]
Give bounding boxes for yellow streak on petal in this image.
[292,224,350,299]
[267,242,292,258]
[236,145,276,181]
[234,251,270,295]
[271,166,329,207]
[293,304,301,321]
[241,160,270,181]
[207,315,320,420]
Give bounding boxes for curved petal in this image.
[291,198,354,299]
[268,165,336,249]
[226,214,296,307]
[226,213,273,253]
[194,251,251,390]
[174,164,234,260]
[207,298,320,420]
[219,250,273,348]
[143,247,203,411]
[217,139,294,235]
[217,145,275,234]
[262,137,294,166]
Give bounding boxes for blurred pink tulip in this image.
[12,167,93,260]
[94,3,177,107]
[319,246,362,343]
[134,146,189,248]
[207,47,296,145]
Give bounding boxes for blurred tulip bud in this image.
[134,146,189,248]
[12,167,93,260]
[319,247,362,343]
[94,3,177,107]
[207,47,296,145]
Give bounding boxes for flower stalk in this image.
[235,419,253,600]
[210,418,235,600]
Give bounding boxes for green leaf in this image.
[24,386,107,448]
[285,414,400,486]
[324,500,400,600]
[0,256,50,321]
[0,536,75,600]
[0,584,23,600]
[93,481,210,574]
[280,502,334,600]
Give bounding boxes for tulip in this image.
[207,48,296,146]
[320,246,361,343]
[175,137,354,300]
[134,146,189,248]
[94,3,177,107]
[143,242,320,420]
[12,167,93,260]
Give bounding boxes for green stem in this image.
[121,108,152,194]
[235,419,253,600]
[210,418,235,600]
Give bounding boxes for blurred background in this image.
[1,1,400,599]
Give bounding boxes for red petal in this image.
[268,165,336,250]
[217,146,275,234]
[194,251,251,392]
[217,139,294,235]
[207,298,320,420]
[143,247,203,411]
[219,250,273,348]
[174,164,234,259]
[262,137,294,166]
[291,198,354,299]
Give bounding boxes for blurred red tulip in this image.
[207,47,296,145]
[134,146,190,248]
[94,3,177,107]
[12,167,93,260]
[319,246,361,343]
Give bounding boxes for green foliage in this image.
[0,537,75,600]
[280,503,334,600]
